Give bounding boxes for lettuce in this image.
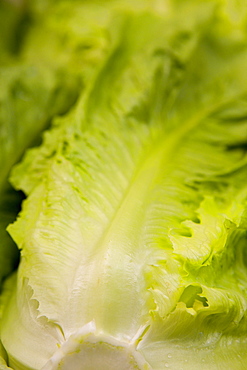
[1,0,247,369]
[0,0,108,286]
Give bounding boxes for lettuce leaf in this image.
[0,0,113,285]
[1,0,247,369]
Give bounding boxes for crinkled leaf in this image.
[1,1,247,369]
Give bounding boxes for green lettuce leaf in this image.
[1,1,247,369]
[0,0,115,285]
[0,274,15,370]
[0,61,79,286]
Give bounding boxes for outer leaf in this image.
[0,0,115,285]
[0,275,15,370]
[1,1,247,369]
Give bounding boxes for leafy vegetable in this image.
[1,0,247,369]
[0,0,106,286]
